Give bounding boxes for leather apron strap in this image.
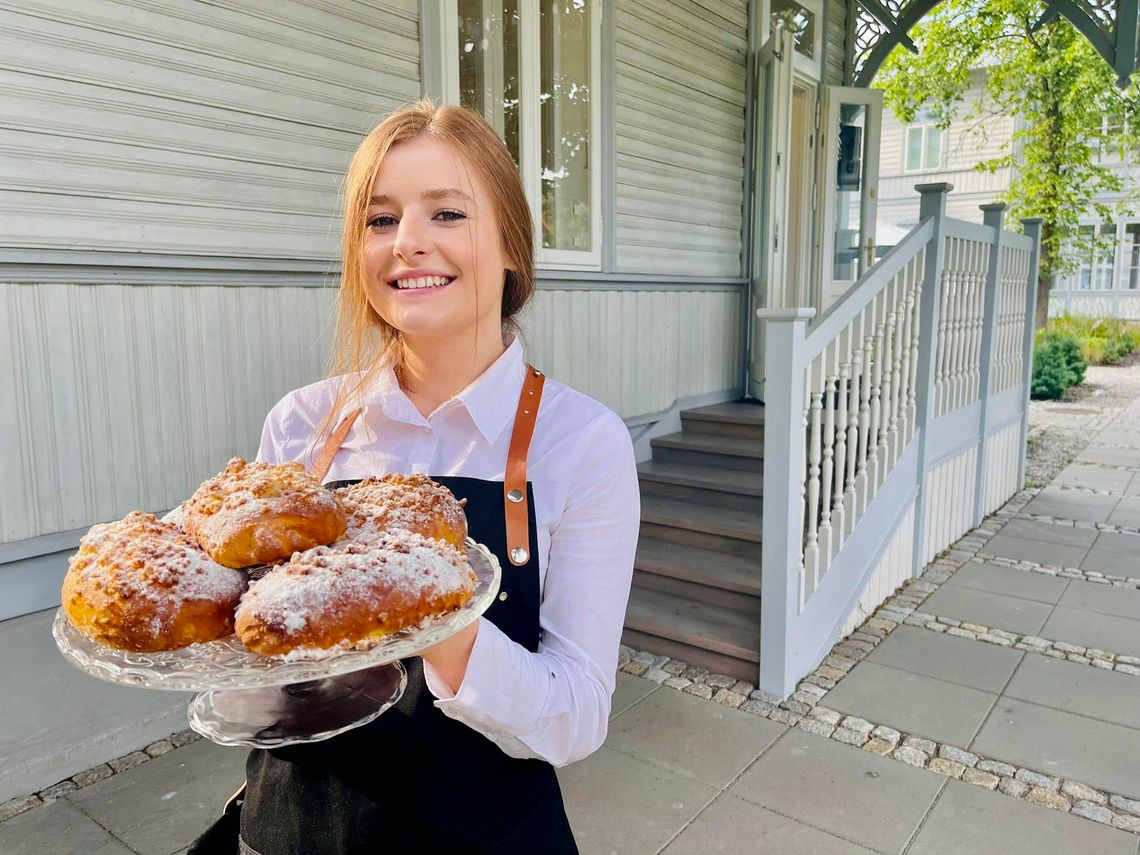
[310,363,545,566]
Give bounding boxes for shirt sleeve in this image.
[422,409,640,766]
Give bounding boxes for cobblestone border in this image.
[0,730,201,824]
[971,554,1140,591]
[1016,513,1140,537]
[1042,483,1135,498]
[905,611,1140,675]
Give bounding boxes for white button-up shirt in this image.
[256,336,640,767]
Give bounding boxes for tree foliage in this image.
[873,0,1140,328]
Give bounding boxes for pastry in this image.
[338,474,467,549]
[234,530,477,656]
[184,458,346,568]
[62,511,246,652]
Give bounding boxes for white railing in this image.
[757,184,1043,698]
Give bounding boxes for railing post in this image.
[757,307,816,699]
[973,203,1007,525]
[1018,219,1045,491]
[910,182,953,575]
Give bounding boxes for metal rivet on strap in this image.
[523,409,530,415]
[511,547,529,564]
[507,488,524,504]
[498,591,509,602]
[533,369,542,377]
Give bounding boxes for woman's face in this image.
[363,135,508,347]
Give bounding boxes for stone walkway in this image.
[4,367,1140,854]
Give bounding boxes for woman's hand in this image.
[418,620,479,694]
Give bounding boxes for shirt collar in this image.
[356,335,527,442]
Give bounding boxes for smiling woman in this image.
[188,100,641,855]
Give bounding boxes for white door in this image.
[817,86,882,311]
[747,27,795,401]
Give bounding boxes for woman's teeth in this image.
[393,275,452,289]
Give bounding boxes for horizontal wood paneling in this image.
[0,1,419,260]
[1,281,744,545]
[824,0,847,86]
[614,0,748,277]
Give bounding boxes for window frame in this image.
[443,0,602,271]
[760,0,823,80]
[903,123,944,173]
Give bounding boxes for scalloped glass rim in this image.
[53,539,501,691]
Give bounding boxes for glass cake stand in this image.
[53,540,501,747]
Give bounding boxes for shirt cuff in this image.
[422,616,550,735]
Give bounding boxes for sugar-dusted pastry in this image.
[62,511,246,652]
[184,458,346,569]
[338,474,467,549]
[234,530,477,656]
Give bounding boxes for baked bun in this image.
[62,511,246,652]
[338,474,467,549]
[234,530,477,656]
[184,458,346,569]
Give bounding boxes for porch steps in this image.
[623,401,765,684]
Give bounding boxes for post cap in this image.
[979,202,1008,212]
[915,182,955,195]
[755,307,818,321]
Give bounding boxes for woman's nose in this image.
[393,216,430,260]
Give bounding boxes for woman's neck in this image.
[398,330,509,419]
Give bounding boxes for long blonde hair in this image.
[317,99,535,446]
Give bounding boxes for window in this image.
[1124,224,1140,290]
[769,0,822,77]
[1074,224,1116,291]
[456,0,600,267]
[904,123,943,172]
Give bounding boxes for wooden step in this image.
[650,431,764,472]
[681,402,766,440]
[624,587,760,665]
[622,628,759,683]
[635,537,761,596]
[640,495,762,543]
[637,459,763,512]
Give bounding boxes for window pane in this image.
[925,127,942,169]
[458,0,521,166]
[771,0,816,59]
[833,103,868,282]
[540,0,591,251]
[906,127,922,172]
[1126,224,1140,290]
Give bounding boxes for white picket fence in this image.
[756,183,1042,698]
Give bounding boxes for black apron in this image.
[237,375,578,854]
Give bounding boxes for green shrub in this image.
[1048,314,1140,365]
[1031,331,1086,399]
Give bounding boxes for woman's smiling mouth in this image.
[389,275,456,290]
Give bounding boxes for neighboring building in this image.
[877,69,1140,318]
[2,0,1135,801]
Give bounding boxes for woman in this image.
[219,100,640,853]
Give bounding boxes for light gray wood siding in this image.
[824,0,847,86]
[0,280,743,546]
[0,1,420,260]
[613,0,749,276]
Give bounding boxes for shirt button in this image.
[498,591,509,602]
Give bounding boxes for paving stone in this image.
[962,768,1000,789]
[706,674,736,690]
[1109,794,1140,816]
[631,650,656,666]
[1015,768,1060,790]
[810,707,842,726]
[1060,579,1140,622]
[815,665,847,682]
[870,725,901,746]
[740,699,775,716]
[730,680,755,696]
[681,666,710,681]
[928,758,966,778]
[892,746,929,767]
[1072,801,1116,824]
[903,735,937,755]
[798,717,836,738]
[832,728,868,747]
[1004,654,1140,730]
[712,689,746,708]
[938,745,979,767]
[867,625,1024,693]
[1111,814,1140,833]
[1041,607,1140,659]
[824,654,857,672]
[1062,781,1106,804]
[922,585,1054,635]
[862,738,894,756]
[0,798,133,855]
[0,795,41,823]
[664,676,692,690]
[840,717,874,737]
[782,699,812,716]
[37,780,77,801]
[644,667,672,684]
[999,778,1031,798]
[768,709,803,726]
[795,683,827,699]
[803,674,836,690]
[623,661,649,676]
[1027,788,1072,811]
[683,682,713,700]
[144,740,175,758]
[1116,663,1140,675]
[662,660,687,675]
[907,780,1137,855]
[71,764,114,787]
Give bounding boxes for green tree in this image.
[873,0,1140,330]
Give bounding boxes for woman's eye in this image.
[436,209,466,222]
[367,214,398,228]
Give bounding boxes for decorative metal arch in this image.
[849,0,1140,87]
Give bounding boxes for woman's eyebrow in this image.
[368,188,474,206]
